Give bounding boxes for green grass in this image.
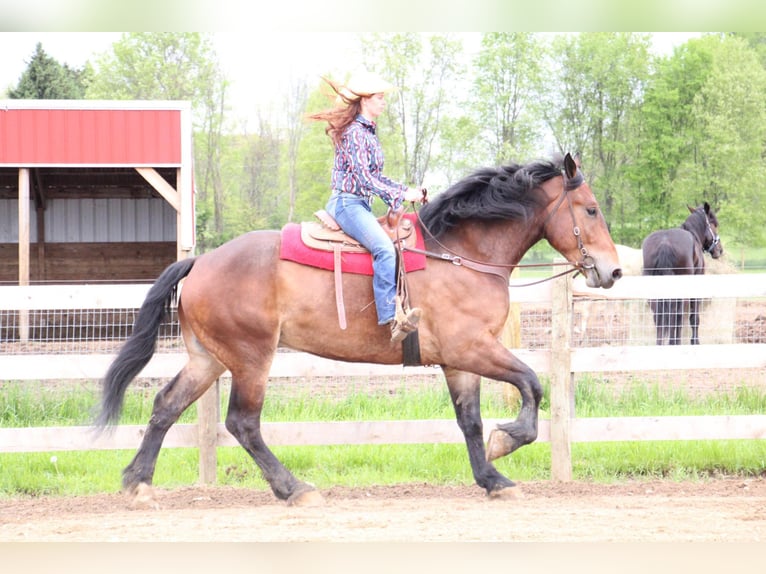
[0,378,764,497]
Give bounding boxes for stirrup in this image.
[390,308,422,343]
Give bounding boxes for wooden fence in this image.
[1,271,765,482]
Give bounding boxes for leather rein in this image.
[402,170,595,287]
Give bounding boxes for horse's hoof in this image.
[486,428,514,461]
[287,489,325,507]
[488,485,524,500]
[128,482,160,510]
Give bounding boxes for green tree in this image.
[626,37,715,243]
[430,115,484,187]
[362,33,462,188]
[294,81,337,222]
[8,42,90,99]
[687,36,766,253]
[625,34,766,255]
[283,79,310,223]
[543,33,652,239]
[472,32,545,164]
[733,32,766,68]
[87,33,229,243]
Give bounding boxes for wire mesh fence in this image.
[1,288,764,398]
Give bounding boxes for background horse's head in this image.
[540,153,622,288]
[687,202,723,259]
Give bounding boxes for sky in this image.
[0,31,365,127]
[0,32,702,129]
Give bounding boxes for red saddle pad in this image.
[279,213,427,275]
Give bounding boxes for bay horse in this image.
[641,202,723,345]
[96,153,622,506]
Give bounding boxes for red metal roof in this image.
[0,104,183,166]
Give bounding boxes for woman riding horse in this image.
[97,153,622,507]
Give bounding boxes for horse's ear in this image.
[687,204,695,214]
[564,153,578,178]
[704,201,711,213]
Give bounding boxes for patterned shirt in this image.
[331,114,407,209]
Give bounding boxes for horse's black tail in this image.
[95,257,196,429]
[644,248,679,343]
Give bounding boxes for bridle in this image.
[703,218,721,254]
[539,168,595,272]
[402,167,596,286]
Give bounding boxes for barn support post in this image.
[17,168,30,342]
[549,259,574,481]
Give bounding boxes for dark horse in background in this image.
[96,153,622,507]
[641,202,723,345]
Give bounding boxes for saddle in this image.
[302,208,416,331]
[301,208,416,253]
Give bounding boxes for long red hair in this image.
[307,76,364,147]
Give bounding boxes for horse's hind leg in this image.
[669,299,684,345]
[122,344,226,505]
[650,299,665,345]
[225,357,323,507]
[689,298,701,344]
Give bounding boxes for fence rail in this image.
[1,272,764,482]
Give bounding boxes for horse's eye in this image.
[586,207,597,217]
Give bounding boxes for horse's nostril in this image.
[612,268,623,280]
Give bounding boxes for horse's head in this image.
[542,153,622,288]
[690,202,723,259]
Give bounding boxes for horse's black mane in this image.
[418,156,565,238]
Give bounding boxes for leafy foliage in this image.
[8,32,766,256]
[7,42,90,99]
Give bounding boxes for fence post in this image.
[501,267,522,409]
[197,379,220,484]
[549,260,574,481]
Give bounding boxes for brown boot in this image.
[390,307,422,343]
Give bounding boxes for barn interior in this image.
[0,166,178,284]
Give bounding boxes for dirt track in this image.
[1,479,765,542]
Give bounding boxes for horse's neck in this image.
[681,216,705,246]
[431,219,540,266]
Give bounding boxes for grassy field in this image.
[1,378,764,497]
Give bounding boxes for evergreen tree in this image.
[8,42,90,99]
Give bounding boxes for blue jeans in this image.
[326,192,396,324]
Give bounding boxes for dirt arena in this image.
[1,478,765,542]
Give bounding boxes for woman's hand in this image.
[403,187,427,203]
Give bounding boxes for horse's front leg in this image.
[443,368,520,498]
[484,357,543,462]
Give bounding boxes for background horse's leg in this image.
[689,298,701,344]
[225,359,323,507]
[122,347,225,503]
[443,368,516,496]
[650,300,663,345]
[669,299,684,345]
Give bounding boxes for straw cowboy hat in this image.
[338,69,396,102]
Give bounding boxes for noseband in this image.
[703,219,721,254]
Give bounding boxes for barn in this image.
[0,100,195,286]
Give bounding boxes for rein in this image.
[402,168,592,287]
